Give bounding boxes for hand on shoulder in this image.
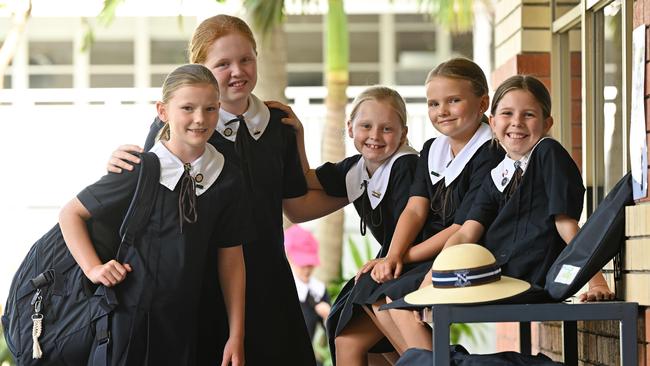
[265,100,303,135]
[107,144,143,173]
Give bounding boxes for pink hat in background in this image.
[284,225,320,266]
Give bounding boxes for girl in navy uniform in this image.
[59,64,246,365]
[443,75,615,299]
[270,86,420,365]
[107,15,317,366]
[364,59,505,352]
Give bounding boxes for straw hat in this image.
[284,225,320,266]
[404,243,530,306]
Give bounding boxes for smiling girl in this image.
[270,86,420,364]
[106,15,316,366]
[352,59,506,353]
[59,64,246,365]
[444,75,614,302]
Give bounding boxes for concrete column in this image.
[73,18,89,89]
[134,17,150,90]
[11,33,28,90]
[379,13,395,85]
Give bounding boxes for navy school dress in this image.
[373,123,505,308]
[79,142,250,365]
[144,94,316,366]
[317,144,420,356]
[465,138,585,288]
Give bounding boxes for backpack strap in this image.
[92,152,160,366]
[118,151,161,252]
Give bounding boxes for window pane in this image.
[396,31,436,63]
[29,74,73,88]
[451,32,473,58]
[288,72,322,87]
[396,69,428,85]
[601,0,624,194]
[151,40,187,64]
[350,71,379,85]
[287,32,322,62]
[350,32,379,62]
[90,41,134,65]
[90,74,134,87]
[151,73,166,88]
[349,14,378,23]
[29,41,73,65]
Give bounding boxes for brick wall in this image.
[492,1,650,364]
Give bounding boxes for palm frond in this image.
[417,0,474,34]
[97,0,125,27]
[243,0,285,35]
[348,236,365,269]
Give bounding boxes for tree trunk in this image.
[246,15,288,103]
[314,0,348,283]
[0,0,32,89]
[315,73,348,283]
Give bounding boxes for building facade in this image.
[492,1,650,364]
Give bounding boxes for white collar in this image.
[490,137,548,192]
[149,141,224,196]
[215,94,271,142]
[345,144,418,209]
[293,275,326,302]
[428,123,492,187]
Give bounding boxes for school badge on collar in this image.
[224,127,233,137]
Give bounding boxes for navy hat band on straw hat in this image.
[431,262,501,288]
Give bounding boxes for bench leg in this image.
[519,322,531,354]
[562,321,578,366]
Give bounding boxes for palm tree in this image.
[0,0,31,89]
[313,0,348,283]
[241,0,288,102]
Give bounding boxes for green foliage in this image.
[0,325,15,366]
[325,0,348,73]
[243,0,285,37]
[96,0,125,27]
[417,0,475,34]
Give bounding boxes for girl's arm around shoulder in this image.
[283,190,349,223]
[267,101,311,175]
[283,155,361,222]
[106,116,161,173]
[217,245,245,366]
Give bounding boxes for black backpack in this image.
[1,152,160,365]
[543,172,633,300]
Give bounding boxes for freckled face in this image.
[347,99,407,174]
[489,89,553,160]
[203,32,257,114]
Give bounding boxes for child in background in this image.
[59,64,246,365]
[284,225,331,341]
